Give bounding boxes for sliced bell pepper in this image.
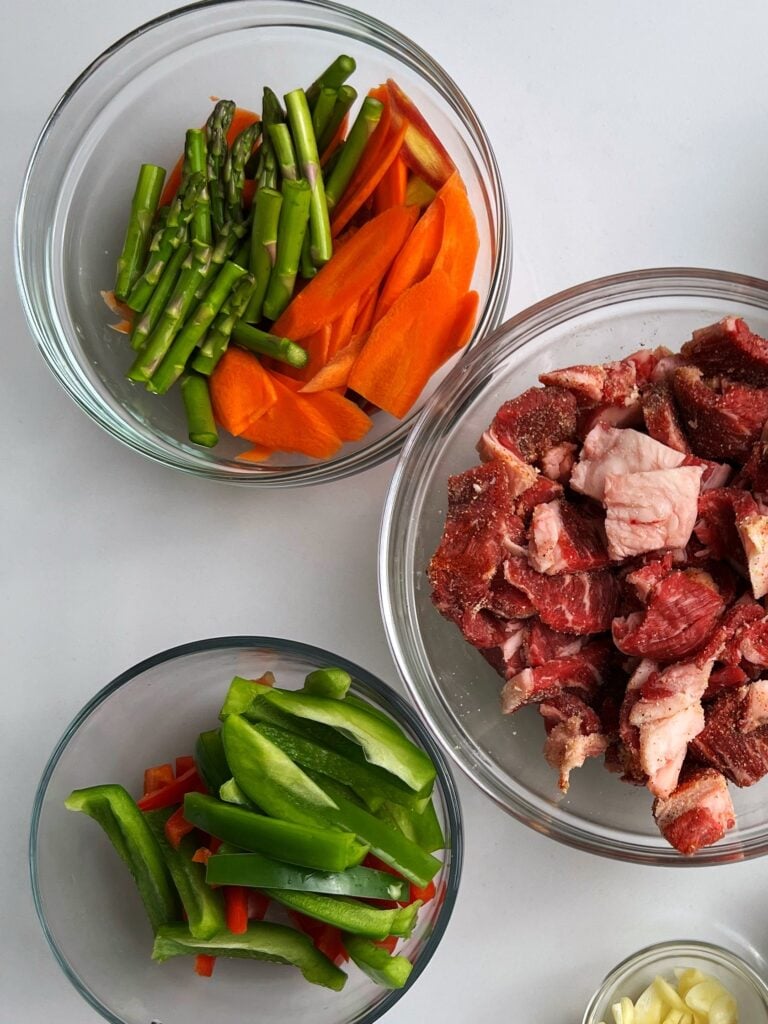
[205,851,408,901]
[164,805,196,848]
[343,934,413,990]
[194,953,216,977]
[183,792,365,872]
[219,676,274,719]
[145,810,226,940]
[65,784,178,933]
[263,889,422,940]
[251,721,427,814]
[218,778,257,809]
[247,890,270,921]
[378,797,445,853]
[259,689,436,793]
[408,879,436,906]
[144,763,174,795]
[373,935,399,954]
[175,755,196,776]
[152,922,347,991]
[224,885,249,935]
[194,729,231,796]
[136,765,206,811]
[302,667,352,699]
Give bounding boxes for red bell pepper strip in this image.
[247,890,270,921]
[137,766,206,811]
[373,935,398,954]
[175,755,196,776]
[164,806,196,849]
[192,846,213,866]
[407,879,436,906]
[144,763,174,795]
[224,886,249,935]
[287,908,325,942]
[194,953,216,977]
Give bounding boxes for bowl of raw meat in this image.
[380,267,768,865]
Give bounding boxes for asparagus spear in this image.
[300,231,317,281]
[126,173,205,312]
[147,260,248,394]
[244,187,282,323]
[130,242,190,352]
[324,96,383,209]
[114,164,166,301]
[205,100,236,234]
[180,373,218,447]
[223,121,261,222]
[285,89,333,266]
[127,239,212,383]
[262,177,312,321]
[311,87,338,144]
[305,54,356,108]
[184,129,212,246]
[255,87,284,191]
[317,85,357,154]
[191,275,256,376]
[231,322,308,368]
[268,123,298,181]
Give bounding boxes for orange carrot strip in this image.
[373,197,445,322]
[330,121,407,237]
[327,300,359,360]
[386,79,455,191]
[353,287,379,338]
[432,172,479,294]
[441,290,480,361]
[240,372,343,459]
[300,332,370,394]
[373,154,408,214]
[237,444,274,463]
[306,391,372,441]
[321,113,349,166]
[272,205,419,340]
[109,319,133,335]
[209,348,279,437]
[101,289,134,320]
[348,269,461,419]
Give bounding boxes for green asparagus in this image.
[244,186,282,323]
[231,322,308,368]
[325,96,383,209]
[262,177,312,321]
[191,274,255,375]
[180,373,219,447]
[205,99,236,234]
[305,54,356,107]
[129,242,189,352]
[285,89,333,266]
[317,84,357,154]
[255,86,284,191]
[114,163,166,301]
[223,121,261,222]
[268,123,298,181]
[311,86,338,144]
[184,129,212,246]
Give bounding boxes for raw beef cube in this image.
[539,692,609,792]
[739,618,768,668]
[477,429,538,497]
[528,499,609,575]
[672,366,768,462]
[577,400,644,438]
[650,353,684,383]
[539,441,578,483]
[652,767,735,855]
[485,568,536,619]
[740,679,768,733]
[629,659,712,798]
[624,553,676,601]
[741,435,768,493]
[626,346,673,384]
[513,477,564,522]
[695,488,768,598]
[612,569,724,661]
[694,488,745,561]
[539,359,638,408]
[525,619,588,667]
[480,624,528,681]
[736,505,768,600]
[682,454,731,492]
[487,386,578,464]
[617,659,658,784]
[603,465,704,560]
[570,425,686,501]
[503,557,621,635]
[642,382,690,453]
[500,639,612,714]
[456,608,509,649]
[681,316,768,385]
[691,685,768,786]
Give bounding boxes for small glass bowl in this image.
[30,636,462,1024]
[379,267,768,865]
[582,941,768,1023]
[15,0,510,486]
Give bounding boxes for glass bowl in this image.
[379,267,768,866]
[30,636,463,1024]
[582,941,768,1023]
[15,0,510,487]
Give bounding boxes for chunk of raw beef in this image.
[539,441,578,483]
[503,557,621,634]
[528,500,609,575]
[642,382,690,453]
[500,639,613,714]
[477,429,538,496]
[673,366,768,461]
[603,465,704,560]
[570,425,686,501]
[652,767,735,855]
[539,359,638,408]
[691,684,768,786]
[680,316,768,385]
[486,386,578,464]
[525,619,588,666]
[539,692,609,792]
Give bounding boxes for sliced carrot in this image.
[441,290,480,361]
[348,268,461,419]
[300,331,370,394]
[109,319,133,335]
[405,176,437,208]
[373,154,408,214]
[327,300,359,360]
[432,172,479,294]
[386,79,455,190]
[191,846,214,865]
[353,287,379,338]
[321,113,349,166]
[330,120,407,236]
[303,389,373,442]
[272,205,419,339]
[240,372,342,459]
[159,106,260,207]
[209,348,279,437]
[373,197,445,322]
[100,289,134,320]
[237,444,274,463]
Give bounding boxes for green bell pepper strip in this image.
[252,721,427,814]
[308,773,442,888]
[379,798,445,854]
[145,810,225,940]
[219,675,272,719]
[194,728,231,795]
[64,784,177,933]
[206,852,407,900]
[219,777,257,809]
[264,889,421,940]
[152,922,347,991]
[260,689,436,793]
[343,934,414,990]
[183,792,365,872]
[303,667,351,699]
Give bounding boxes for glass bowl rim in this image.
[14,0,512,488]
[379,264,768,867]
[581,938,768,1023]
[29,634,464,1024]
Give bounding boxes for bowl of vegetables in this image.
[15,0,510,486]
[582,941,768,1023]
[380,267,768,865]
[30,636,461,1024]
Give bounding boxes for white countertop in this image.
[4,1,768,1020]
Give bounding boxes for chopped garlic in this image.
[597,969,738,1024]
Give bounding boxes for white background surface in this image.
[4,1,768,1020]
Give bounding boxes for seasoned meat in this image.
[503,556,620,635]
[570,424,686,501]
[603,465,704,560]
[673,365,768,462]
[653,767,735,855]
[681,316,768,385]
[528,499,609,575]
[539,692,608,792]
